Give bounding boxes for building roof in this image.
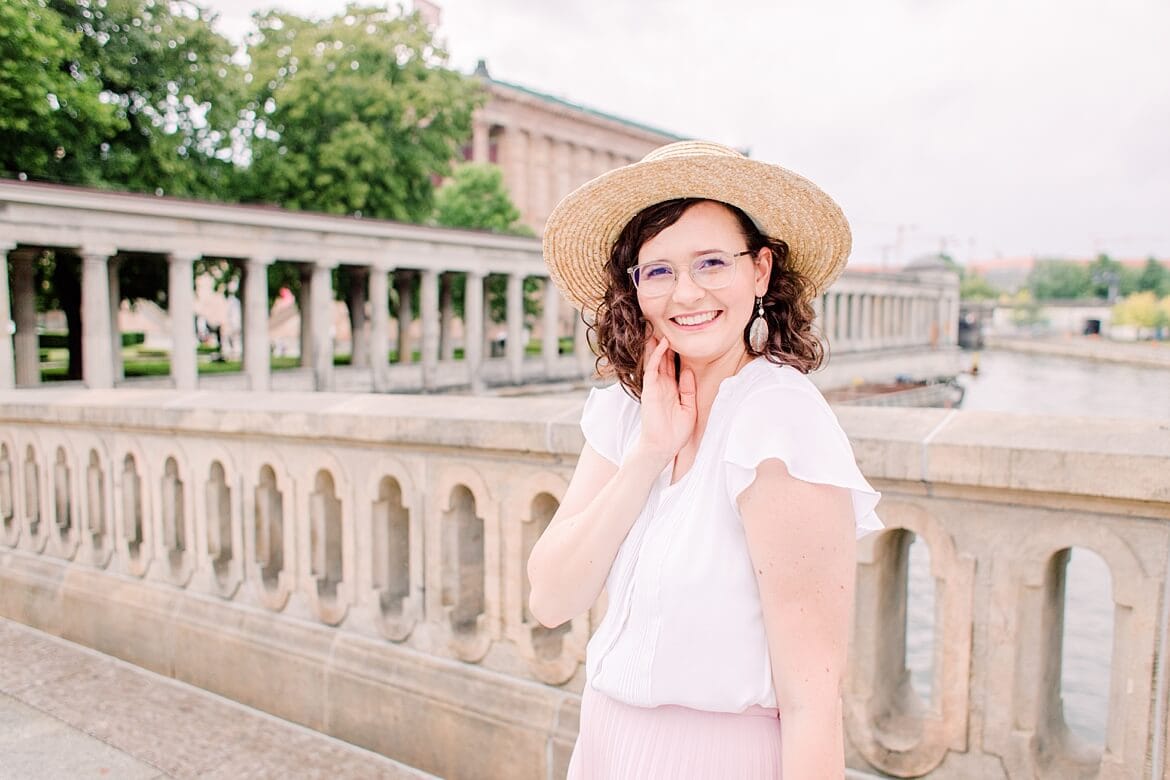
[474,60,685,143]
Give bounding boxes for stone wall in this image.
[2,390,1166,778]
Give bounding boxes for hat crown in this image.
[640,140,745,164]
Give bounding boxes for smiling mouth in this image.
[670,310,721,327]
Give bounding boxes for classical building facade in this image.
[466,62,685,234]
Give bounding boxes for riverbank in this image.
[986,335,1170,368]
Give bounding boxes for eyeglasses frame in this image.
[626,249,756,297]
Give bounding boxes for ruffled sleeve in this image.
[723,385,883,538]
[580,383,638,466]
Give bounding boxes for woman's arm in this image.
[527,336,696,628]
[739,458,857,780]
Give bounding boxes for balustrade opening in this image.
[906,534,936,704]
[1,444,13,534]
[206,462,232,581]
[161,457,186,570]
[371,476,410,617]
[523,492,570,659]
[24,445,40,537]
[310,470,343,601]
[121,454,143,558]
[1059,547,1114,752]
[86,450,106,543]
[442,485,485,636]
[254,465,283,589]
[53,447,71,538]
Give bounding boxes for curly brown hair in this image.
[591,198,824,399]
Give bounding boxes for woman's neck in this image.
[679,347,754,422]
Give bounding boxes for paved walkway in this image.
[0,618,437,780]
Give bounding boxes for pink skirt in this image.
[566,685,783,779]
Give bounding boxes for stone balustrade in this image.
[1,388,1167,778]
[1,181,959,393]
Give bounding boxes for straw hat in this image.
[542,140,852,313]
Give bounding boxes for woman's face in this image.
[635,201,772,364]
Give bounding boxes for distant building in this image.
[465,60,685,234]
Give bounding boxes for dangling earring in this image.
[748,296,769,352]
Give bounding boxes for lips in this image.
[670,310,721,327]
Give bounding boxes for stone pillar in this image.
[0,244,15,390]
[168,252,198,391]
[298,265,313,368]
[108,257,123,381]
[394,270,414,363]
[472,119,490,163]
[419,268,440,390]
[541,278,560,377]
[347,266,370,369]
[243,256,271,392]
[10,251,38,386]
[368,267,389,392]
[439,273,456,361]
[464,270,485,393]
[506,273,525,383]
[81,249,115,389]
[310,261,335,391]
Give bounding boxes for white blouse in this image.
[579,357,883,713]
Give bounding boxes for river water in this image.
[904,349,1170,746]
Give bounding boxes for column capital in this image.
[313,258,339,272]
[79,246,118,260]
[245,254,276,268]
[0,241,19,255]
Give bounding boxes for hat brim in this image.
[542,149,852,313]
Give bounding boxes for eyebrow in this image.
[643,248,726,264]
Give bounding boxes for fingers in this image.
[645,336,671,382]
[677,367,696,411]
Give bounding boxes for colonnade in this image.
[0,180,960,394]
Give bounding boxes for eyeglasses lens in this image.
[634,252,738,297]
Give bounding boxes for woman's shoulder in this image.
[731,358,829,409]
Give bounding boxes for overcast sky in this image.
[201,0,1170,267]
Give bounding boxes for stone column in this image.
[419,268,440,390]
[819,292,833,343]
[439,273,456,361]
[310,261,335,391]
[368,267,389,392]
[10,250,38,386]
[0,244,15,390]
[108,257,123,381]
[505,273,525,383]
[347,266,370,369]
[394,270,414,363]
[243,256,271,392]
[81,248,115,389]
[168,252,198,391]
[464,270,485,393]
[472,119,490,163]
[298,264,314,368]
[541,278,560,377]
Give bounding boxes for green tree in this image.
[1137,257,1170,296]
[434,163,527,233]
[1027,259,1092,300]
[960,273,1000,301]
[1112,291,1168,329]
[1087,253,1123,300]
[46,0,244,197]
[430,163,540,322]
[0,0,124,182]
[243,4,483,221]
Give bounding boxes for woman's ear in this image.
[753,247,773,296]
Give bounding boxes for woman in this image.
[528,141,882,778]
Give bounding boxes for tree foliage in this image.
[434,163,528,234]
[1027,259,1092,300]
[242,4,483,220]
[0,0,124,182]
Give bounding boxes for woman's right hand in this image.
[636,335,697,467]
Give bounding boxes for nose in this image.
[671,268,704,305]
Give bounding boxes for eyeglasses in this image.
[626,250,754,298]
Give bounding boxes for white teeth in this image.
[673,311,718,326]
